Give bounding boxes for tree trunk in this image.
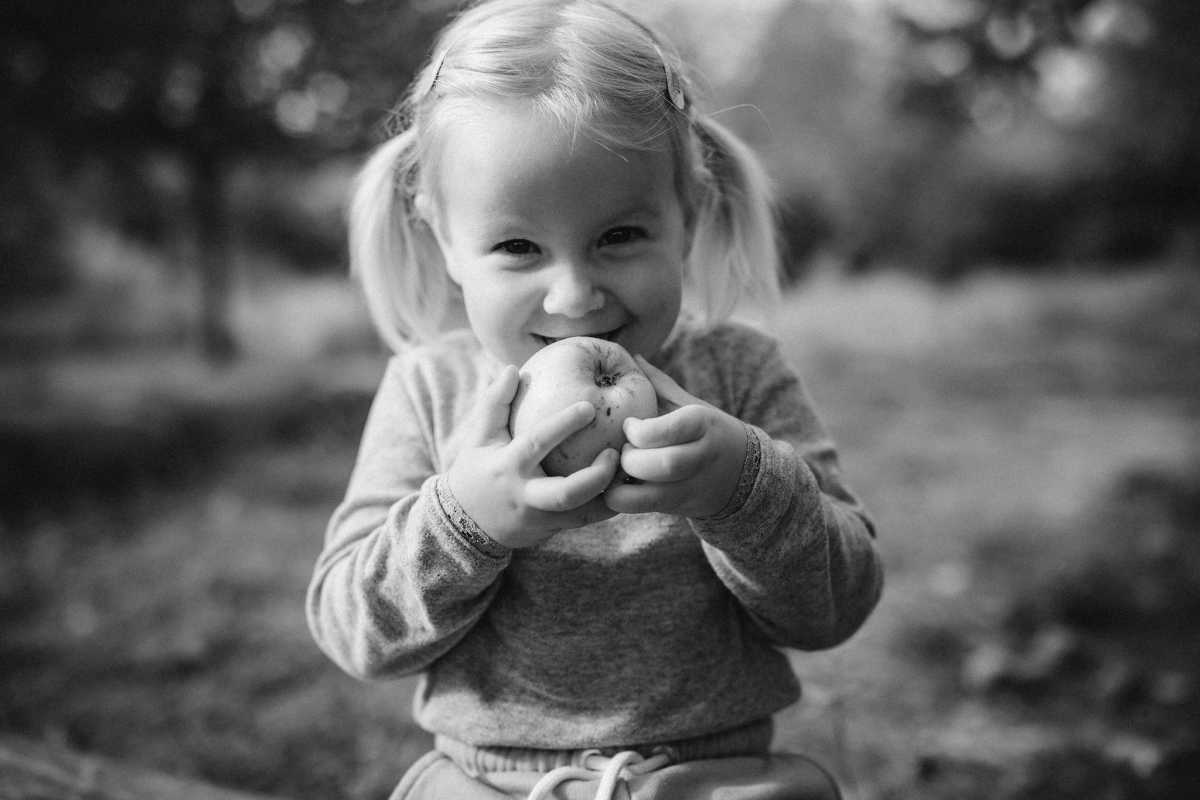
[193,148,237,364]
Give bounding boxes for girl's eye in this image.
[494,239,538,256]
[598,226,646,247]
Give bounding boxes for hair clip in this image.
[655,44,687,111]
[666,70,686,111]
[420,49,448,99]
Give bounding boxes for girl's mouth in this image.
[534,328,621,347]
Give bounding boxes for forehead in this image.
[429,99,677,219]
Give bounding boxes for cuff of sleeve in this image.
[706,421,761,520]
[694,425,821,554]
[432,475,512,561]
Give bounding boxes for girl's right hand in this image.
[446,365,619,549]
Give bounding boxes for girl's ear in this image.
[415,193,462,285]
[414,192,437,232]
[681,198,697,262]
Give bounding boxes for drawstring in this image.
[526,749,671,800]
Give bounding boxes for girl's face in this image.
[425,99,687,367]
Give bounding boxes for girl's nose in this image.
[542,261,604,318]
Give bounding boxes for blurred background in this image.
[1,0,1198,798]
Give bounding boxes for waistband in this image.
[435,717,774,777]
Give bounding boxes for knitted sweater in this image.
[307,319,883,748]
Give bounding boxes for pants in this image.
[389,719,841,800]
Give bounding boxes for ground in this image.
[1,265,1197,799]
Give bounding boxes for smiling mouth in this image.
[534,328,621,347]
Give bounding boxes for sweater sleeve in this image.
[689,332,883,651]
[306,355,511,680]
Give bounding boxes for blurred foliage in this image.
[1,0,449,357]
[877,0,1200,275]
[0,0,447,172]
[751,0,1200,280]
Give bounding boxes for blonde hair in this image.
[349,0,782,352]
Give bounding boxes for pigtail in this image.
[348,128,449,352]
[687,115,783,322]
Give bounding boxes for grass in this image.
[2,263,1198,798]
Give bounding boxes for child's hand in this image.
[604,356,746,519]
[447,365,619,549]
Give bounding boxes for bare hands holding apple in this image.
[446,364,619,549]
[604,356,748,519]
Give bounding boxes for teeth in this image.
[535,329,618,345]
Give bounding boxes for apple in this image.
[509,336,658,477]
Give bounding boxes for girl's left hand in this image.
[604,356,747,519]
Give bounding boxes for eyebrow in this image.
[602,203,663,226]
[473,202,664,235]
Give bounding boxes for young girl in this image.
[307,1,883,797]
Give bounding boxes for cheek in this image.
[461,274,529,318]
[647,255,685,306]
[623,266,682,330]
